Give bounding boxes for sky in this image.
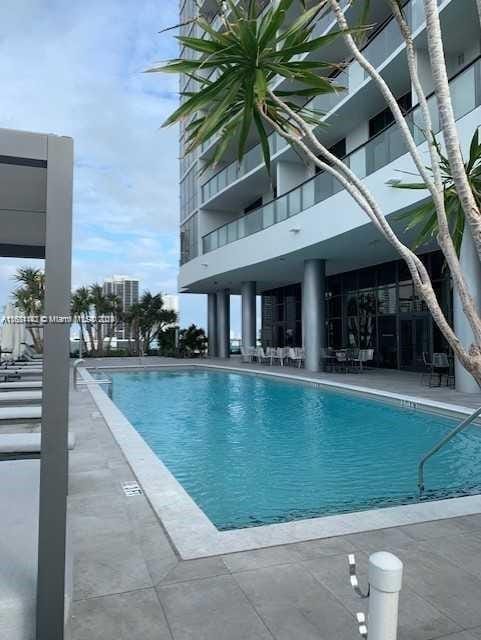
[0,0,243,335]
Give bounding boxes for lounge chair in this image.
[0,406,41,424]
[0,391,42,405]
[0,432,75,460]
[0,367,43,380]
[0,381,42,391]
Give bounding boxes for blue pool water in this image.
[108,369,481,530]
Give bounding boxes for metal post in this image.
[303,259,325,372]
[36,135,73,640]
[216,290,230,359]
[368,552,403,640]
[241,281,256,349]
[207,293,218,357]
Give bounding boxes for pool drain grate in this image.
[122,481,143,496]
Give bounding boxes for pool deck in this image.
[70,357,481,639]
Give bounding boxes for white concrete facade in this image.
[178,0,481,390]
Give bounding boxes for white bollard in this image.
[368,552,403,640]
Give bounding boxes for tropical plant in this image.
[12,267,45,353]
[150,0,346,172]
[155,0,481,388]
[124,292,178,355]
[71,286,91,356]
[178,324,207,357]
[396,130,481,255]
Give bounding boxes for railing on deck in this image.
[201,55,481,255]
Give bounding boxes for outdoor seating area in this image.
[240,346,305,367]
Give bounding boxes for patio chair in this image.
[351,348,374,372]
[256,347,270,364]
[432,352,450,387]
[288,347,304,368]
[240,346,251,363]
[321,347,336,372]
[334,350,349,373]
[421,352,447,387]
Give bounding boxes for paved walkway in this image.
[70,358,481,639]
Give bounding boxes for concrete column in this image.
[454,232,481,393]
[207,293,218,357]
[303,259,325,372]
[216,290,230,359]
[241,281,256,349]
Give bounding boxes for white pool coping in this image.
[80,363,481,559]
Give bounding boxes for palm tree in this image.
[149,0,343,172]
[396,131,481,255]
[125,302,143,356]
[71,286,91,357]
[89,284,112,357]
[104,293,123,353]
[178,324,208,357]
[125,292,179,355]
[12,267,45,353]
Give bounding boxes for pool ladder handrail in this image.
[73,358,113,398]
[418,405,481,493]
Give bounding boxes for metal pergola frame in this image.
[0,127,73,640]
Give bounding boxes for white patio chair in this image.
[256,347,270,364]
[288,347,304,368]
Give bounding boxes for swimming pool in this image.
[107,368,481,530]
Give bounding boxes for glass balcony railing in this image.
[199,0,432,205]
[202,56,481,255]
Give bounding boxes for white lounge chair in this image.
[0,368,43,379]
[0,406,41,424]
[0,391,42,405]
[0,432,75,458]
[0,381,42,391]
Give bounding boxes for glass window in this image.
[377,286,397,314]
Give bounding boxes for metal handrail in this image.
[75,378,113,399]
[72,358,113,398]
[418,405,481,493]
[73,358,85,390]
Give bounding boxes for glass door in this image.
[399,315,430,370]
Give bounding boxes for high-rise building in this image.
[177,0,481,393]
[102,275,139,340]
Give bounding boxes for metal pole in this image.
[368,552,403,640]
[36,135,73,640]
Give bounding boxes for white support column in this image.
[216,290,230,359]
[241,281,256,349]
[454,232,481,393]
[302,259,325,372]
[207,293,218,357]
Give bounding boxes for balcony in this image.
[199,0,444,206]
[202,55,481,254]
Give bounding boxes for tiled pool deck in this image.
[70,357,481,639]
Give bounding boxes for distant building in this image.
[102,275,139,340]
